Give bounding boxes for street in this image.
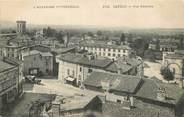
[23,78,103,97]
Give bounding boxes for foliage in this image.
[160,67,174,81]
[96,30,102,36]
[120,33,125,45]
[43,27,64,43]
[43,27,56,37]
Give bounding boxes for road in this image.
[23,79,103,97]
[144,60,169,82]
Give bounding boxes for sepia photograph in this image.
[0,0,184,116]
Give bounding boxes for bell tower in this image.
[16,20,26,35]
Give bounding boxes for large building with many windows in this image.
[0,58,23,112]
[56,52,143,87]
[79,43,132,60]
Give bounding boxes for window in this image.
[113,54,116,57]
[123,50,126,53]
[67,69,70,75]
[108,48,111,51]
[46,61,48,66]
[117,100,121,103]
[118,54,121,57]
[113,49,115,52]
[72,70,74,77]
[99,52,101,56]
[80,67,82,72]
[108,53,111,56]
[78,75,81,80]
[88,68,92,73]
[118,49,120,52]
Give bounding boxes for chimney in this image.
[101,80,110,92]
[117,68,121,74]
[130,96,134,107]
[157,87,166,101]
[122,96,134,110]
[86,54,94,60]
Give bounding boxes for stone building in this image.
[0,58,23,112]
[84,71,184,117]
[16,20,26,34]
[56,52,143,87]
[79,43,132,60]
[22,50,53,76]
[3,44,51,60]
[56,53,113,87]
[163,50,184,83]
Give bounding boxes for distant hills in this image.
[1,20,184,35]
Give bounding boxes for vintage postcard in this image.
[0,0,184,117]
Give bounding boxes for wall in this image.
[163,57,183,80]
[0,67,19,110]
[23,54,53,76]
[81,46,130,60]
[58,59,109,86]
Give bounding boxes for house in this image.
[0,37,11,57]
[159,42,178,52]
[56,53,113,87]
[83,71,142,103]
[1,92,56,117]
[79,43,132,60]
[83,71,184,117]
[105,56,144,78]
[8,34,35,47]
[22,50,53,76]
[0,58,23,112]
[51,95,101,117]
[56,52,143,87]
[3,44,51,60]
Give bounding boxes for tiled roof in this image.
[136,78,184,105]
[22,50,53,57]
[0,38,9,47]
[102,101,174,117]
[0,60,15,72]
[106,57,142,73]
[84,71,142,94]
[18,44,50,51]
[105,62,132,73]
[58,53,112,68]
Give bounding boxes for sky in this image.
[0,0,184,28]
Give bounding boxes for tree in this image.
[178,34,184,49]
[55,31,64,43]
[43,27,56,37]
[120,33,126,45]
[96,30,102,36]
[160,67,174,81]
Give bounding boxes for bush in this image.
[160,67,174,81]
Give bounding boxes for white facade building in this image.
[79,43,132,60]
